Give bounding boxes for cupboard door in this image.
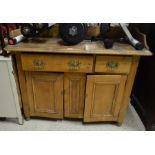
[84,75,127,122]
[64,73,86,118]
[26,72,63,119]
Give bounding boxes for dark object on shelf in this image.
[21,23,55,38]
[33,23,54,32]
[33,23,48,31]
[21,24,36,38]
[131,23,155,130]
[120,23,144,50]
[134,42,144,50]
[103,38,114,49]
[99,23,113,49]
[59,23,87,45]
[100,23,110,34]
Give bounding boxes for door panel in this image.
[26,72,63,119]
[84,75,127,122]
[64,73,86,118]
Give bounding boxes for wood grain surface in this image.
[5,38,152,56]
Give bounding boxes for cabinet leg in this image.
[25,117,30,121]
[117,122,123,127]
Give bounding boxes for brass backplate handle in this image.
[68,60,81,70]
[106,61,118,69]
[33,59,46,67]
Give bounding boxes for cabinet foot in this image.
[117,122,122,127]
[25,117,30,121]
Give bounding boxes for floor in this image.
[0,104,145,131]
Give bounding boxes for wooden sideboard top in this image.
[5,38,152,56]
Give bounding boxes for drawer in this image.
[21,54,94,73]
[95,56,132,73]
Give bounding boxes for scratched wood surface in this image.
[5,38,152,56]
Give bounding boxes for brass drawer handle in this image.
[33,59,46,67]
[106,61,118,69]
[68,60,81,70]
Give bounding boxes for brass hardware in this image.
[68,60,81,70]
[106,61,118,69]
[33,59,46,68]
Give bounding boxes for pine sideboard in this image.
[5,38,152,125]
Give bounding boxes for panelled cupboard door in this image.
[64,73,86,118]
[84,75,127,122]
[26,72,63,119]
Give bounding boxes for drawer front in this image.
[21,54,93,73]
[95,56,132,73]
